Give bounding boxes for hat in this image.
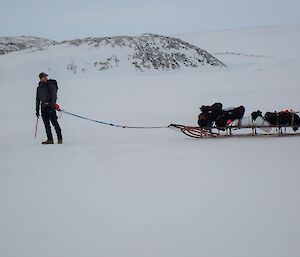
[39,72,48,79]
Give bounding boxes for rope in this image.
[60,109,170,129]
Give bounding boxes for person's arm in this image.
[36,87,40,117]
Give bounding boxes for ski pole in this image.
[34,117,39,138]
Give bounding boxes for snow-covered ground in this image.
[1,26,300,257]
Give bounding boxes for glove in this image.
[36,112,40,118]
[52,103,61,111]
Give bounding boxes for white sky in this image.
[1,0,300,41]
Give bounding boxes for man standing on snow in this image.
[36,72,63,144]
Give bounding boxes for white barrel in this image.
[254,116,272,133]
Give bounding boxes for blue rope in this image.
[60,110,170,129]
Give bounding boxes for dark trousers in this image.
[41,107,62,141]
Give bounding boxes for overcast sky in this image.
[1,0,300,41]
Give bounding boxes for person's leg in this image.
[49,109,62,142]
[41,108,54,142]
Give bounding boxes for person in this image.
[36,72,63,144]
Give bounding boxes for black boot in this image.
[42,139,54,144]
[57,139,63,144]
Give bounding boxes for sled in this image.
[169,123,300,139]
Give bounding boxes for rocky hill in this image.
[0,36,58,55]
[0,34,225,72]
[61,34,225,71]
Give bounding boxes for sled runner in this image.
[169,123,300,139]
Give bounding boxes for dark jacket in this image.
[36,79,58,113]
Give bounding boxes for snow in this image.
[1,26,300,257]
